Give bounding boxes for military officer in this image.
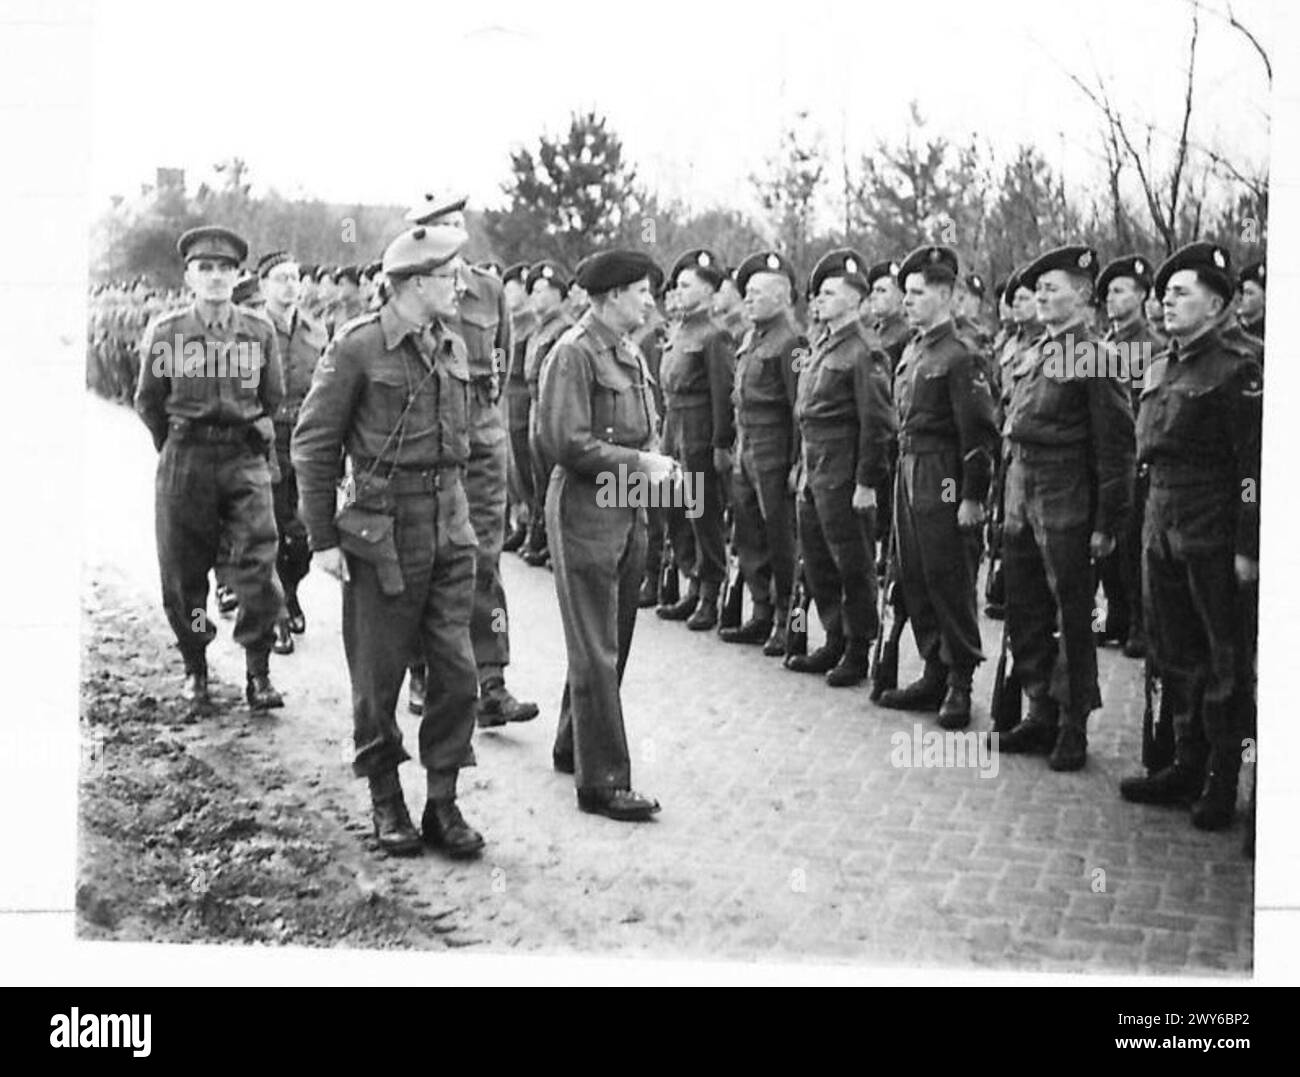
[655,249,737,631]
[521,261,576,567]
[880,246,999,727]
[955,272,994,352]
[867,260,910,372]
[633,292,671,607]
[996,245,1135,770]
[537,249,668,821]
[1237,259,1266,347]
[256,250,328,654]
[502,261,537,554]
[315,266,339,333]
[134,226,286,714]
[719,251,805,656]
[331,266,366,327]
[785,249,895,687]
[405,192,537,727]
[1094,255,1161,658]
[1119,242,1261,830]
[291,223,485,858]
[298,265,319,317]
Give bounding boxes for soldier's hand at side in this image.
[639,451,677,485]
[787,462,802,495]
[712,447,733,474]
[957,498,985,530]
[1089,531,1116,559]
[319,547,350,583]
[852,484,877,514]
[1235,555,1259,584]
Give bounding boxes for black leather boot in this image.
[657,581,699,621]
[637,574,659,609]
[719,606,774,645]
[785,633,845,674]
[272,620,294,655]
[1191,751,1240,831]
[686,587,719,631]
[284,589,306,634]
[422,799,485,858]
[762,620,788,657]
[369,772,422,856]
[1048,713,1088,771]
[997,696,1059,754]
[938,681,973,730]
[825,637,870,687]
[878,661,946,710]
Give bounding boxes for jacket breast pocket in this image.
[913,368,949,413]
[1165,380,1218,436]
[591,363,640,443]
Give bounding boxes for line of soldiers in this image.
[118,206,1265,859]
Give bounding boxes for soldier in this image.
[786,249,895,686]
[298,265,319,318]
[654,249,737,631]
[713,269,749,343]
[405,192,537,727]
[1094,255,1161,658]
[879,246,998,727]
[634,292,671,607]
[521,261,575,568]
[502,261,536,554]
[256,250,328,654]
[996,246,1134,770]
[291,223,485,858]
[1119,242,1261,830]
[1237,259,1266,349]
[866,260,910,372]
[332,266,366,327]
[720,251,805,656]
[954,272,994,352]
[315,266,339,333]
[537,249,668,821]
[134,226,286,714]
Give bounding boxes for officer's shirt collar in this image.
[379,301,427,352]
[194,301,235,332]
[1167,322,1219,363]
[917,317,955,346]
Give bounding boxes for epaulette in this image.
[235,304,276,334]
[332,311,379,341]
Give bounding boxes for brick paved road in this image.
[83,394,1253,974]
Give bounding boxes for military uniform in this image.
[504,298,538,529]
[888,314,998,705]
[726,253,805,654]
[1120,242,1262,830]
[265,299,327,629]
[522,278,575,562]
[1096,304,1162,653]
[291,225,485,857]
[999,247,1135,770]
[631,305,670,605]
[792,314,893,679]
[134,227,286,708]
[657,284,736,626]
[874,309,910,373]
[537,249,663,818]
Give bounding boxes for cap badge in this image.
[697,251,711,267]
[766,253,781,270]
[845,257,858,275]
[1078,251,1093,269]
[1213,249,1226,269]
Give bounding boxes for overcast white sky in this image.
[87,0,1273,225]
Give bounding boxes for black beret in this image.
[668,248,725,291]
[317,265,335,283]
[866,259,902,289]
[964,272,986,298]
[297,262,317,280]
[1019,245,1098,292]
[1096,254,1154,299]
[1154,241,1234,303]
[177,225,248,265]
[360,261,382,280]
[335,264,361,286]
[992,278,1008,303]
[897,245,960,288]
[735,250,796,297]
[256,250,292,278]
[809,248,871,297]
[502,261,529,286]
[477,260,504,278]
[576,249,663,297]
[525,260,571,296]
[1239,259,1266,289]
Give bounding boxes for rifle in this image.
[1140,655,1174,773]
[659,532,679,606]
[784,556,810,661]
[870,521,904,700]
[989,614,1022,733]
[719,549,745,631]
